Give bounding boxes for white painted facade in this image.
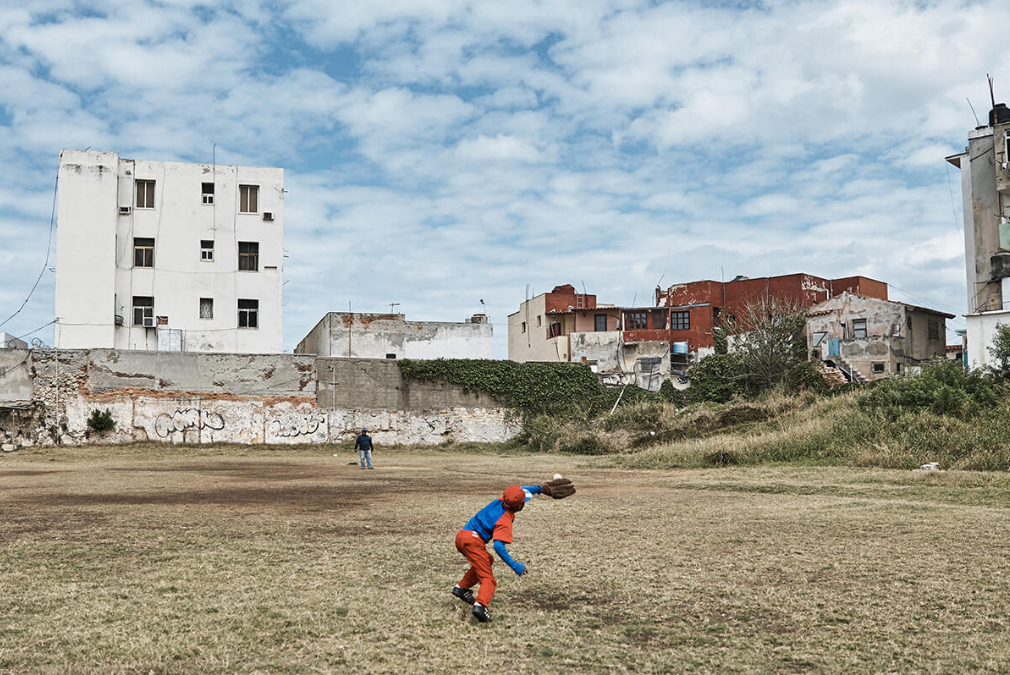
[964,311,1010,369]
[55,150,284,352]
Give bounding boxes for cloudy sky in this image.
[0,0,996,355]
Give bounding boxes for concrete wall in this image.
[906,310,947,363]
[0,349,518,448]
[55,150,284,353]
[962,130,1001,313]
[295,313,491,360]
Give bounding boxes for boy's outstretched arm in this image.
[492,539,526,575]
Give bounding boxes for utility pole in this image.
[54,318,60,444]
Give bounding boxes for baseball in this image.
[553,473,563,480]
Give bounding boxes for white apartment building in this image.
[54,150,284,353]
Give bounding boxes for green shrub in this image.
[859,360,1007,420]
[87,408,115,433]
[603,400,667,431]
[784,361,828,394]
[518,414,615,454]
[686,353,748,403]
[659,379,687,406]
[713,327,728,355]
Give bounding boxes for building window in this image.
[133,238,154,268]
[386,353,396,359]
[652,309,667,330]
[928,318,940,341]
[238,299,258,328]
[202,183,215,205]
[627,311,648,330]
[812,331,827,347]
[199,298,214,319]
[548,322,562,338]
[594,314,608,332]
[133,296,154,326]
[872,362,885,374]
[238,241,259,271]
[201,240,214,262]
[521,321,526,333]
[239,185,258,213]
[135,180,155,209]
[671,311,690,331]
[852,318,867,339]
[537,315,542,327]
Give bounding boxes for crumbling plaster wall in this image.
[569,331,622,370]
[806,294,906,378]
[0,349,34,404]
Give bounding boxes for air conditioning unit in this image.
[142,317,156,328]
[119,206,132,215]
[262,212,274,221]
[114,314,124,326]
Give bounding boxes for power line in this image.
[14,319,56,341]
[0,167,58,329]
[887,283,965,322]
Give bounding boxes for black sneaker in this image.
[472,603,492,623]
[452,586,475,605]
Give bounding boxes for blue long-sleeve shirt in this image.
[461,485,542,574]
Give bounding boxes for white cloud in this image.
[0,0,999,354]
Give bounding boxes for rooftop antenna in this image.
[967,97,980,126]
[389,302,400,314]
[989,74,997,112]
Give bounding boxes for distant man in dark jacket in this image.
[354,428,373,470]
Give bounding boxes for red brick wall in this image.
[830,276,887,300]
[544,290,597,314]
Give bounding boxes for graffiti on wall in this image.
[155,408,225,438]
[268,413,326,438]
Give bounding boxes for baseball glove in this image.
[541,477,576,499]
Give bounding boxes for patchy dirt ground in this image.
[4,444,1010,674]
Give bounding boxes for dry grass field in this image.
[3,443,1010,674]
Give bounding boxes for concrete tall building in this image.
[54,150,284,353]
[946,104,1010,368]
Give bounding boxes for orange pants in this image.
[455,529,497,607]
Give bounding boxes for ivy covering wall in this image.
[398,359,672,420]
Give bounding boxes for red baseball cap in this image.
[502,485,526,509]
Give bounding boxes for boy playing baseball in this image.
[452,478,575,623]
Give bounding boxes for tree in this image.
[723,296,809,393]
[987,323,1010,376]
